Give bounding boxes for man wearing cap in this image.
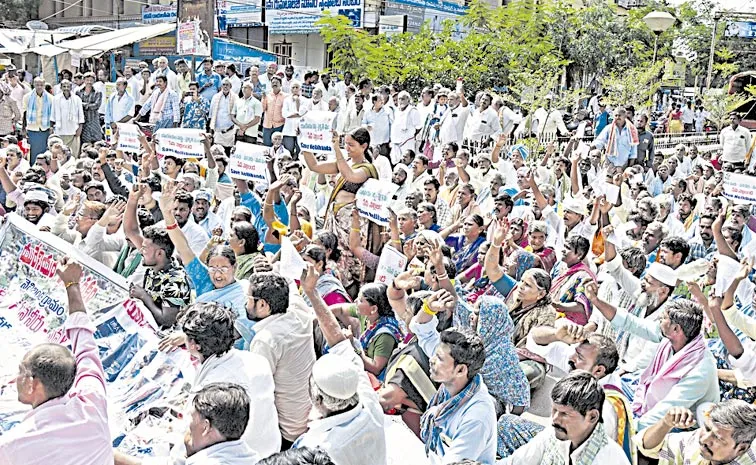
[297,264,387,465]
[17,189,56,228]
[232,81,262,144]
[197,58,222,103]
[585,281,719,430]
[192,189,223,236]
[210,78,238,153]
[104,78,135,130]
[50,79,85,159]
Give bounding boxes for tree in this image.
[700,86,754,131]
[0,0,40,26]
[602,61,664,112]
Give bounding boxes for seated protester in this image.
[214,155,232,184]
[0,259,111,465]
[398,208,419,242]
[17,189,56,228]
[485,192,514,238]
[586,243,647,340]
[484,219,556,390]
[411,290,497,465]
[654,194,685,238]
[296,264,387,465]
[554,196,597,254]
[501,371,630,465]
[160,302,280,457]
[327,283,403,378]
[657,236,692,298]
[524,221,557,273]
[191,189,223,236]
[81,199,130,273]
[51,199,117,266]
[232,177,288,254]
[453,295,530,417]
[441,213,486,273]
[134,176,163,224]
[729,204,754,254]
[423,178,453,229]
[448,182,482,226]
[497,323,632,462]
[246,272,316,448]
[686,213,718,262]
[284,162,318,221]
[114,206,156,283]
[114,383,259,465]
[154,187,209,256]
[391,163,414,211]
[258,447,336,465]
[302,244,350,307]
[177,172,201,192]
[380,291,440,436]
[223,221,262,281]
[417,202,441,232]
[585,283,719,430]
[158,183,253,342]
[675,193,698,240]
[635,401,756,465]
[549,236,597,325]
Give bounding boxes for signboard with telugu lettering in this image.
[723,172,756,204]
[116,123,142,154]
[374,244,408,285]
[265,0,364,34]
[229,142,270,182]
[299,110,338,154]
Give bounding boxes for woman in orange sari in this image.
[302,127,381,295]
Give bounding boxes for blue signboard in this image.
[265,0,363,34]
[214,38,276,63]
[725,21,756,39]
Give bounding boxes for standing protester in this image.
[50,80,84,158]
[76,72,103,145]
[22,77,53,164]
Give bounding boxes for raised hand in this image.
[63,192,82,216]
[393,270,422,291]
[301,263,319,294]
[56,256,83,284]
[662,407,696,429]
[584,281,599,302]
[158,331,188,352]
[103,200,127,223]
[555,319,586,344]
[491,218,510,246]
[426,289,456,314]
[159,181,178,213]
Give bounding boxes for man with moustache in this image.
[636,401,756,465]
[500,371,630,465]
[687,213,718,262]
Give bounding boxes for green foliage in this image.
[602,61,665,112]
[316,0,719,98]
[700,87,754,131]
[0,0,40,25]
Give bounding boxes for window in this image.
[273,42,292,66]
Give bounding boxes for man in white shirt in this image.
[281,81,310,158]
[104,78,135,129]
[314,72,339,100]
[534,97,569,141]
[298,264,387,465]
[437,91,470,146]
[231,81,262,144]
[156,189,210,256]
[50,80,84,158]
[258,62,278,94]
[210,78,238,153]
[720,113,752,169]
[501,371,630,465]
[362,94,392,150]
[681,100,695,133]
[464,93,501,145]
[390,91,422,164]
[151,56,179,93]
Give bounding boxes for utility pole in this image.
[705,12,719,89]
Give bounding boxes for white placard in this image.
[279,236,307,282]
[229,142,269,183]
[575,121,587,139]
[355,178,400,227]
[155,128,205,159]
[116,123,141,154]
[714,254,742,296]
[575,142,590,159]
[298,110,337,154]
[723,172,756,204]
[374,245,408,285]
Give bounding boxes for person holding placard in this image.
[301,127,381,294]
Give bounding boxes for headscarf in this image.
[473,296,530,408]
[391,163,413,210]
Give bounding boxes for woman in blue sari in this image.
[159,183,255,348]
[441,213,486,273]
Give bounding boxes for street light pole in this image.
[653,32,660,63]
[643,11,676,63]
[705,13,719,89]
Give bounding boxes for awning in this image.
[30,23,176,58]
[0,29,76,55]
[55,25,116,34]
[213,38,277,63]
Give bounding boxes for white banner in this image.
[723,172,756,204]
[229,142,269,183]
[298,110,337,154]
[116,123,141,154]
[155,128,205,159]
[374,245,407,285]
[355,178,400,227]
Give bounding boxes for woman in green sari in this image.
[228,221,261,280]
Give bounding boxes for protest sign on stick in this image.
[355,179,400,227]
[155,128,205,159]
[299,111,337,154]
[374,245,408,285]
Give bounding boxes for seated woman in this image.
[199,220,262,281]
[524,221,557,273]
[302,244,351,306]
[158,182,255,347]
[441,213,486,273]
[329,283,403,378]
[485,219,556,391]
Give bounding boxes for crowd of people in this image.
[0,55,756,465]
